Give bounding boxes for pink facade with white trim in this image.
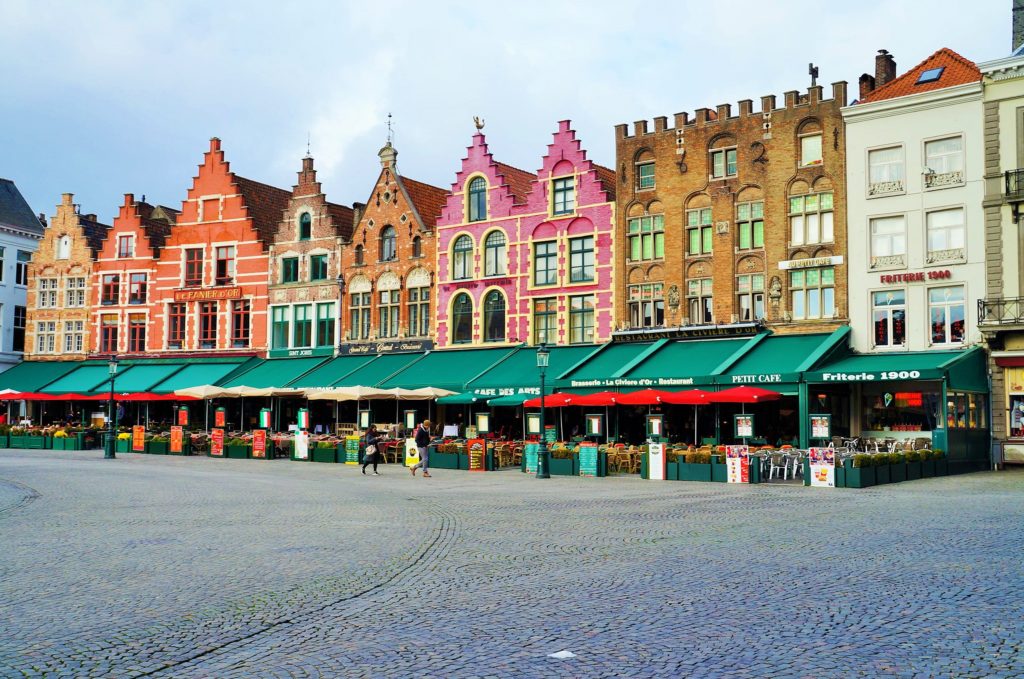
[435,120,616,348]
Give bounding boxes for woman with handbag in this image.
[362,425,381,476]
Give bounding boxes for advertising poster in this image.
[523,443,539,474]
[294,431,309,460]
[578,444,598,477]
[404,438,419,467]
[526,413,541,436]
[215,408,226,428]
[132,425,146,452]
[252,429,267,459]
[467,438,486,472]
[344,435,361,464]
[726,444,750,483]
[809,447,835,488]
[211,428,225,457]
[177,407,189,426]
[475,412,490,434]
[734,414,754,439]
[170,426,183,454]
[648,442,666,480]
[810,414,831,440]
[259,408,271,429]
[585,414,603,437]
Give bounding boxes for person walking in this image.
[411,419,432,478]
[362,425,381,476]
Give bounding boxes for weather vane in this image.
[809,62,819,87]
[474,116,485,131]
[306,131,311,157]
[387,113,393,143]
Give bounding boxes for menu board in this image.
[170,426,183,454]
[523,443,539,474]
[808,447,835,488]
[475,412,490,434]
[294,431,309,460]
[544,425,557,445]
[579,444,598,477]
[467,438,486,472]
[648,442,666,480]
[177,407,189,426]
[344,435,361,464]
[734,414,754,438]
[526,413,541,435]
[810,414,831,440]
[215,408,226,428]
[132,425,146,452]
[726,445,750,483]
[211,428,225,457]
[251,429,267,458]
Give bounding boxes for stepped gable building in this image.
[614,78,848,338]
[338,142,447,351]
[267,155,354,358]
[435,120,615,347]
[25,193,107,362]
[90,194,176,355]
[150,137,290,355]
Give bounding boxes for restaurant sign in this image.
[473,386,541,397]
[570,377,698,388]
[173,286,242,302]
[879,269,952,284]
[613,324,760,342]
[818,369,925,382]
[778,255,844,270]
[338,339,433,355]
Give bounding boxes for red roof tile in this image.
[593,164,617,201]
[398,176,448,230]
[495,162,536,204]
[234,176,292,248]
[135,201,176,255]
[861,48,980,103]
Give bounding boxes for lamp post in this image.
[104,355,119,459]
[536,343,550,479]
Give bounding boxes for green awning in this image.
[379,347,516,392]
[715,333,844,388]
[287,355,378,388]
[104,363,187,394]
[487,393,537,407]
[803,347,985,387]
[0,361,79,392]
[466,346,598,398]
[559,342,656,389]
[437,391,484,405]
[332,353,424,387]
[151,359,252,393]
[41,365,113,394]
[620,338,751,387]
[221,357,330,389]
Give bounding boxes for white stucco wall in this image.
[0,229,42,370]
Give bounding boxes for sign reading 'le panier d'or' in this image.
[173,286,242,302]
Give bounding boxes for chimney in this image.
[37,213,47,227]
[875,50,896,88]
[859,73,876,99]
[1015,0,1024,52]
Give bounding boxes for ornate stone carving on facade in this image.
[925,247,966,264]
[924,171,964,188]
[769,276,783,308]
[870,254,906,269]
[868,180,904,196]
[667,285,680,309]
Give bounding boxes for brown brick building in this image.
[25,193,108,361]
[614,81,849,337]
[338,142,447,349]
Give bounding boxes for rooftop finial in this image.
[305,131,311,158]
[386,112,393,144]
[809,62,819,87]
[474,116,485,131]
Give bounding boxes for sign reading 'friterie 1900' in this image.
[173,286,242,302]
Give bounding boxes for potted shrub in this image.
[548,445,575,476]
[225,437,251,459]
[932,448,948,476]
[710,453,728,483]
[920,449,935,478]
[115,431,132,453]
[10,427,47,449]
[430,443,459,469]
[889,451,907,483]
[51,429,79,451]
[147,435,170,455]
[312,440,337,463]
[844,454,876,489]
[678,450,713,482]
[873,453,891,484]
[905,449,922,481]
[665,450,681,481]
[0,423,11,448]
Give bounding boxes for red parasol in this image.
[710,386,782,403]
[567,391,621,406]
[615,389,676,405]
[522,393,580,408]
[661,389,717,405]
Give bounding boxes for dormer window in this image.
[118,235,134,258]
[468,177,487,222]
[380,226,397,262]
[55,235,71,260]
[299,212,312,241]
[552,177,575,216]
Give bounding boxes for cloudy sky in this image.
[0,1,1007,220]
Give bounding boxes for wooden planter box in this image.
[226,444,250,459]
[921,459,936,478]
[10,435,48,449]
[115,438,132,453]
[549,457,575,476]
[906,461,922,481]
[875,464,891,485]
[431,450,460,469]
[0,433,8,448]
[146,440,169,455]
[678,462,713,482]
[51,437,82,451]
[890,463,907,483]
[168,441,191,456]
[711,458,728,483]
[312,446,337,463]
[835,464,846,488]
[843,460,875,488]
[666,461,679,480]
[935,458,948,476]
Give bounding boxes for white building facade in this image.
[0,179,44,373]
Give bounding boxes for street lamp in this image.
[104,355,119,459]
[536,343,550,479]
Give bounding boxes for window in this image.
[16,251,30,286]
[917,67,944,84]
[534,241,558,286]
[686,208,713,255]
[168,303,186,348]
[379,226,397,262]
[66,277,86,307]
[281,257,299,284]
[737,274,765,322]
[452,293,473,344]
[0,247,5,282]
[199,301,218,348]
[100,313,117,353]
[929,286,965,344]
[38,278,58,308]
[800,134,823,166]
[468,177,487,222]
[293,304,312,347]
[310,254,328,281]
[354,244,364,265]
[868,147,904,195]
[272,306,290,349]
[452,235,473,280]
[789,267,835,320]
[484,231,507,276]
[870,215,907,268]
[789,192,834,246]
[35,321,56,354]
[925,137,964,187]
[215,246,235,285]
[687,278,714,324]
[231,300,250,347]
[533,297,557,345]
[56,235,71,260]
[483,290,506,342]
[552,177,575,215]
[128,273,147,304]
[873,290,906,347]
[349,292,370,340]
[316,302,335,347]
[378,290,400,338]
[117,235,134,258]
[567,236,595,283]
[184,248,203,286]
[710,147,737,179]
[569,295,595,344]
[628,215,664,261]
[101,274,120,305]
[412,236,422,258]
[299,212,312,241]
[737,202,764,250]
[128,314,146,353]
[408,287,430,337]
[64,320,84,353]
[628,283,664,328]
[926,208,965,262]
[636,162,655,190]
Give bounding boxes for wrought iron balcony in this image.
[979,297,1024,326]
[1005,169,1024,201]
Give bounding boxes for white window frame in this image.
[799,133,823,167]
[928,285,966,346]
[867,145,906,197]
[923,135,965,189]
[871,289,907,349]
[869,214,907,269]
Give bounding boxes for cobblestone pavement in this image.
[1,450,1022,678]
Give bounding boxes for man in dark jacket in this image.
[411,420,432,478]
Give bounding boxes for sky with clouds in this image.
[0,0,1008,220]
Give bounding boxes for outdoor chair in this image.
[768,453,789,480]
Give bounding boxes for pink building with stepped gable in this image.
[435,120,616,348]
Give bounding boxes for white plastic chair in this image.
[769,453,789,480]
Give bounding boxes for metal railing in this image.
[979,297,1024,325]
[1005,169,1024,200]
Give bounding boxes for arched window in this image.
[452,292,473,344]
[484,231,506,276]
[467,177,486,222]
[354,244,364,265]
[412,235,422,258]
[483,290,506,342]
[298,212,312,241]
[55,235,71,260]
[380,226,397,262]
[452,235,473,280]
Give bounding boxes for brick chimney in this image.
[859,73,876,100]
[1015,0,1024,52]
[875,50,896,88]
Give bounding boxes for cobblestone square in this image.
[1,450,1022,678]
